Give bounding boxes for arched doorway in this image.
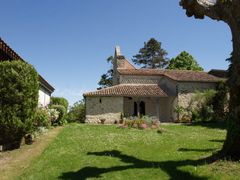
[139,101,145,116]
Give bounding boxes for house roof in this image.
[118,69,222,82]
[116,55,136,70]
[208,69,228,78]
[84,84,168,97]
[0,38,55,93]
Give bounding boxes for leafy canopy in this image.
[49,97,69,111]
[98,56,113,89]
[67,100,86,123]
[167,51,203,71]
[132,38,169,69]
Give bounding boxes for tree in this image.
[49,97,69,111]
[0,61,39,150]
[67,100,86,123]
[167,51,203,71]
[180,0,240,160]
[132,38,169,69]
[98,56,113,89]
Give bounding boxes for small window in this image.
[99,98,102,103]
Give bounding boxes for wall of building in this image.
[85,96,124,124]
[120,75,177,95]
[123,97,157,118]
[177,82,217,109]
[38,86,51,107]
[123,96,177,122]
[120,75,160,84]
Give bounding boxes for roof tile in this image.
[118,69,223,82]
[84,84,168,97]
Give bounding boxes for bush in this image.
[142,116,154,126]
[49,97,69,111]
[34,108,51,128]
[50,105,67,125]
[0,60,39,149]
[190,90,216,122]
[67,100,86,123]
[121,116,159,130]
[211,81,229,121]
[48,108,59,123]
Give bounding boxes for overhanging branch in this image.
[180,0,235,22]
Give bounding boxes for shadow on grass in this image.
[185,121,227,130]
[178,148,217,152]
[209,139,225,143]
[59,150,214,180]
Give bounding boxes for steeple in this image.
[115,45,121,57]
[112,45,136,85]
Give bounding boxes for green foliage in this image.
[191,105,214,122]
[0,60,39,149]
[174,105,192,122]
[122,116,158,129]
[34,108,51,128]
[124,119,145,128]
[142,116,155,126]
[50,97,69,111]
[98,56,113,89]
[50,105,67,126]
[191,90,217,122]
[67,100,86,123]
[211,81,229,121]
[167,51,203,71]
[132,38,169,69]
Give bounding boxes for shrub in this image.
[34,108,51,128]
[50,105,67,125]
[142,116,155,126]
[49,97,69,111]
[48,108,59,123]
[0,60,39,149]
[190,90,216,122]
[211,81,229,121]
[67,100,86,123]
[122,117,160,130]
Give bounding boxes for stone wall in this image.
[159,77,177,96]
[159,97,177,122]
[120,75,160,84]
[120,75,177,95]
[85,96,124,124]
[123,96,177,122]
[177,82,217,108]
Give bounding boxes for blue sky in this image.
[0,0,231,105]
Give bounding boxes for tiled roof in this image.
[117,55,136,70]
[118,69,222,82]
[208,69,228,78]
[84,84,168,97]
[0,38,22,60]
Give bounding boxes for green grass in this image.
[18,123,240,180]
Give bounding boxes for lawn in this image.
[17,123,240,180]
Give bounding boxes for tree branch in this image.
[180,0,236,22]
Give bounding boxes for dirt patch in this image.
[0,127,64,180]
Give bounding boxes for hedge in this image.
[0,60,39,150]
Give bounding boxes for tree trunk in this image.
[221,20,240,160]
